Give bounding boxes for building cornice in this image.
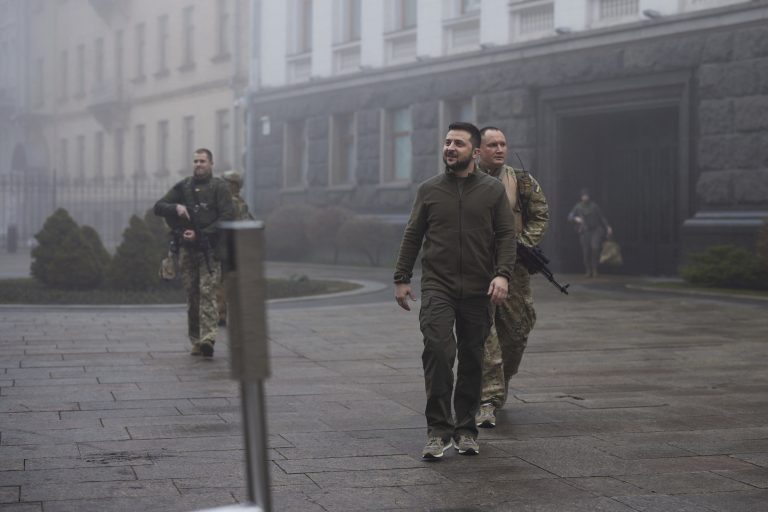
[250,2,768,105]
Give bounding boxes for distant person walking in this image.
[568,188,612,277]
[394,122,516,460]
[154,149,234,357]
[217,170,254,325]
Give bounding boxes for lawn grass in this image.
[0,278,361,305]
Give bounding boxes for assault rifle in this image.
[517,243,570,295]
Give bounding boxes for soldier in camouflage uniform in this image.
[475,127,549,428]
[216,170,254,325]
[154,149,234,357]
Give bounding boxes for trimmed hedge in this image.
[681,245,768,290]
[31,208,110,290]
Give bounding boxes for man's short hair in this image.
[195,148,214,162]
[448,122,481,149]
[479,126,504,140]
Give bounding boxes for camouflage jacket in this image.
[153,174,235,247]
[478,163,549,247]
[232,194,254,221]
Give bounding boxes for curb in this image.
[0,279,388,310]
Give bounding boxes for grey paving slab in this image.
[20,480,179,502]
[0,487,20,503]
[2,267,768,511]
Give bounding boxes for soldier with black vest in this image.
[154,148,234,357]
[474,127,550,429]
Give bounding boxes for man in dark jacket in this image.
[154,148,234,357]
[394,122,517,459]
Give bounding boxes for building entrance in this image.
[558,107,679,275]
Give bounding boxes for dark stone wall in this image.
[249,17,768,267]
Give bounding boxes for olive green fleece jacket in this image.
[394,170,517,299]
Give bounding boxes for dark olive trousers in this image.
[419,291,493,441]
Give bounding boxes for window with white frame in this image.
[134,124,146,176]
[216,109,231,169]
[333,0,362,74]
[181,6,195,68]
[215,0,230,58]
[437,98,474,172]
[94,37,104,86]
[134,23,146,81]
[76,43,86,96]
[385,0,418,64]
[590,0,639,26]
[330,113,356,186]
[335,0,361,43]
[114,128,125,178]
[156,14,169,75]
[157,120,169,175]
[510,0,554,42]
[444,0,481,54]
[383,107,412,184]
[287,0,313,82]
[114,30,124,91]
[391,0,418,31]
[182,115,195,174]
[76,134,86,180]
[283,120,310,188]
[60,138,69,179]
[94,131,104,178]
[58,50,68,101]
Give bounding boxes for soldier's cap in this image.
[222,170,243,186]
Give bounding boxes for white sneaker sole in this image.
[422,439,453,460]
[477,419,496,428]
[455,443,479,455]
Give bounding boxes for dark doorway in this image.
[558,107,679,275]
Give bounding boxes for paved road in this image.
[1,264,767,511]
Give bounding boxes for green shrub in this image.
[80,225,111,276]
[45,229,106,290]
[265,204,319,259]
[31,208,80,285]
[31,208,106,289]
[144,208,171,258]
[109,215,162,290]
[336,217,398,266]
[681,245,768,290]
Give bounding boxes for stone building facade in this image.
[0,0,249,248]
[248,0,768,275]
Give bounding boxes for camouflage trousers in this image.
[480,263,536,408]
[179,246,221,346]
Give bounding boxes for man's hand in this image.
[487,276,509,305]
[395,283,417,311]
[176,204,190,220]
[606,226,613,237]
[182,229,196,243]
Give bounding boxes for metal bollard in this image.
[196,220,271,512]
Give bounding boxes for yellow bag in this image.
[159,252,177,280]
[600,238,623,267]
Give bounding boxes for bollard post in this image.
[194,220,271,512]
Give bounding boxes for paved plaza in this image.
[1,264,767,512]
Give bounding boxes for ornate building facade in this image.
[247,0,767,274]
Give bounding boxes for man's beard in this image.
[443,153,473,172]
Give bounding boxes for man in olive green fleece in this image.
[154,148,234,358]
[394,122,517,460]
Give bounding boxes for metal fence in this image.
[0,172,176,250]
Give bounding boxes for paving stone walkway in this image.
[1,267,767,512]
